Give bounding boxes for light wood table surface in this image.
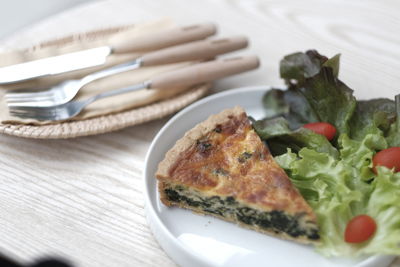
[0,0,399,266]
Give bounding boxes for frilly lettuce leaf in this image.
[279,50,357,136]
[260,50,399,144]
[252,116,291,139]
[261,89,290,119]
[261,88,319,130]
[252,117,338,158]
[275,132,400,257]
[349,97,396,141]
[386,95,400,147]
[280,50,337,84]
[298,67,357,137]
[254,50,357,155]
[364,167,400,255]
[322,54,340,78]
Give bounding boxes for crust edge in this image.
[156,106,246,179]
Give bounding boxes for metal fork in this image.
[5,36,247,107]
[9,56,259,121]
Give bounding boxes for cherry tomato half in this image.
[372,147,400,173]
[344,215,377,243]
[302,122,337,141]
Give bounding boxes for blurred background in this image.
[0,1,399,267]
[0,0,93,39]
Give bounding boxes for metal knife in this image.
[0,23,216,85]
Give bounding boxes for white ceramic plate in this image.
[143,86,395,267]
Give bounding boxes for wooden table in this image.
[0,0,399,266]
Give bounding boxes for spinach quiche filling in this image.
[164,185,319,241]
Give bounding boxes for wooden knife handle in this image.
[110,23,217,53]
[141,36,248,66]
[149,56,260,89]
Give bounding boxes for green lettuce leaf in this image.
[386,94,400,147]
[275,132,400,257]
[349,98,396,141]
[322,54,340,78]
[261,89,289,119]
[363,167,400,255]
[298,67,357,137]
[262,88,319,130]
[252,116,291,139]
[255,51,356,149]
[350,94,400,147]
[280,50,337,84]
[253,116,338,158]
[280,51,356,136]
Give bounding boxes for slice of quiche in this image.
[156,106,319,243]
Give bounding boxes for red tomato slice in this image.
[373,147,400,173]
[344,215,377,243]
[302,122,337,141]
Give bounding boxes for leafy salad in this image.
[252,50,400,257]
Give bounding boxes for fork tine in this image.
[6,97,55,105]
[5,95,53,102]
[5,93,57,106]
[9,110,37,118]
[5,91,44,98]
[9,108,54,120]
[7,101,55,107]
[4,86,53,93]
[9,106,56,114]
[11,105,67,116]
[5,91,55,100]
[8,110,38,119]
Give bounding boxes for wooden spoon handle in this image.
[110,23,217,53]
[150,56,260,89]
[141,36,248,66]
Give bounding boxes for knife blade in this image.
[0,47,111,85]
[0,23,216,85]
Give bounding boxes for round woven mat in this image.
[0,85,208,139]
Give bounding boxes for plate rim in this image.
[143,85,395,267]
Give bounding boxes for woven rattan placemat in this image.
[0,84,208,139]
